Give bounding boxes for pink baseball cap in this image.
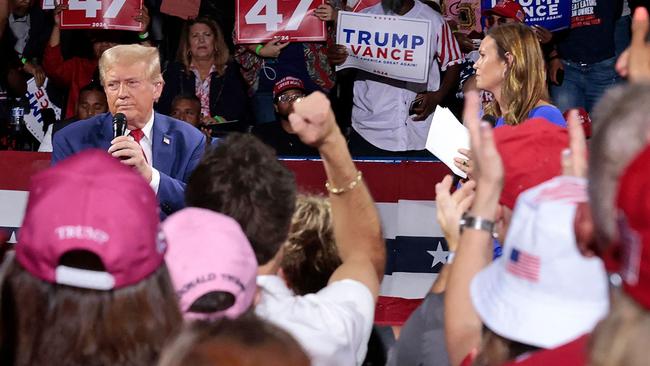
[162,208,258,320]
[16,150,164,290]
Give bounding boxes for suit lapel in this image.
[98,114,113,151]
[152,113,174,176]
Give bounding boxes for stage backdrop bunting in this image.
[335,11,432,83]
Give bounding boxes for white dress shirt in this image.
[126,112,160,193]
[351,1,463,151]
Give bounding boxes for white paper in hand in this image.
[425,106,470,178]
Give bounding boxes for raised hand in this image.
[288,91,339,149]
[435,176,476,250]
[561,109,588,178]
[616,6,650,82]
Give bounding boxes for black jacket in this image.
[157,60,250,124]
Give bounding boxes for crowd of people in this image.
[2,0,650,365]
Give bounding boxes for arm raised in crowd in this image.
[289,92,385,299]
[444,91,504,366]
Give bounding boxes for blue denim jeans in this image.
[550,56,619,114]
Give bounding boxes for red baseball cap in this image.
[494,118,568,209]
[16,150,165,290]
[614,144,650,309]
[273,76,305,99]
[482,0,526,23]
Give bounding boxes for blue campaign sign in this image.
[481,0,571,32]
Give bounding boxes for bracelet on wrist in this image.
[447,251,456,264]
[138,31,149,40]
[459,213,498,239]
[255,44,264,56]
[325,170,363,195]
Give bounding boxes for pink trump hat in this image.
[162,208,258,320]
[16,150,165,290]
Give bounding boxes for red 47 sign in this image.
[236,0,326,44]
[60,0,142,30]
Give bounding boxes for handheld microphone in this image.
[112,113,126,138]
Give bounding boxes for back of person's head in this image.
[485,22,548,126]
[471,176,609,365]
[589,142,650,366]
[280,194,341,295]
[162,207,258,321]
[589,84,650,250]
[185,133,296,265]
[0,150,182,365]
[158,315,311,366]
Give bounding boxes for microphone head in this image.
[112,113,126,124]
[112,113,127,138]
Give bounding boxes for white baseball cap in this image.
[470,176,609,349]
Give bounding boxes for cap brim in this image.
[470,259,609,348]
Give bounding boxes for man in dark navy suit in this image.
[52,44,206,219]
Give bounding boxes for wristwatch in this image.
[459,214,498,239]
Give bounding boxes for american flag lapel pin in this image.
[163,136,171,145]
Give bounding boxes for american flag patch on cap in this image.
[507,248,540,282]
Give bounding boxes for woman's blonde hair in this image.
[99,44,163,84]
[484,23,549,126]
[589,290,650,366]
[280,194,341,295]
[177,17,230,76]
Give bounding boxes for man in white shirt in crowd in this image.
[185,92,385,366]
[344,0,463,156]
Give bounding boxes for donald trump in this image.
[52,44,206,219]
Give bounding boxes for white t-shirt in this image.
[255,275,375,366]
[351,1,464,151]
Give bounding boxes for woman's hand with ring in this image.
[453,148,474,179]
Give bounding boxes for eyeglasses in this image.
[277,93,305,104]
[486,15,509,27]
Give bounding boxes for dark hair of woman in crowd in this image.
[158,314,310,366]
[0,250,182,366]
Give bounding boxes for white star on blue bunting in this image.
[427,240,448,268]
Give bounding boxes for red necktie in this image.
[130,129,148,163]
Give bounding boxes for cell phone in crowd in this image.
[555,68,564,86]
[409,98,423,116]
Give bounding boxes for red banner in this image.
[351,0,380,12]
[60,0,143,31]
[235,0,327,43]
